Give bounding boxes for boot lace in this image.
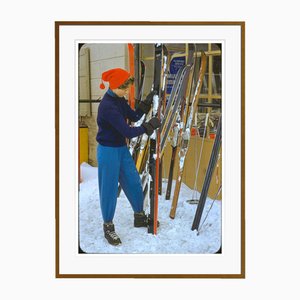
[108,231,120,240]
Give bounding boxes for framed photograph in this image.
[55,21,245,278]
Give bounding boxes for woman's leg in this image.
[97,145,121,222]
[119,146,144,213]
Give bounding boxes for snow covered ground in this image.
[79,162,221,254]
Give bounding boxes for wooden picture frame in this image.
[55,21,245,278]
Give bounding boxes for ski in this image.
[163,51,186,200]
[160,66,187,152]
[148,43,163,234]
[134,44,141,105]
[169,50,207,219]
[136,132,150,172]
[165,125,179,199]
[129,60,146,163]
[158,46,169,195]
[191,116,222,231]
[137,61,145,105]
[160,44,195,157]
[160,65,185,136]
[127,43,135,109]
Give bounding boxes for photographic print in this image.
[78,42,222,254]
[55,22,245,278]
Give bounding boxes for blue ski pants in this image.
[97,144,144,222]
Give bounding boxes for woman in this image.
[96,68,160,246]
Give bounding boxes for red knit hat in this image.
[99,68,131,90]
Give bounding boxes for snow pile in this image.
[79,162,221,254]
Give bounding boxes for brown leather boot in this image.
[134,211,160,228]
[103,222,122,246]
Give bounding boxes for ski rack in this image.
[199,102,221,108]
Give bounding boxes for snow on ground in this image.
[79,162,221,254]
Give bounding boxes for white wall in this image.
[79,43,128,166]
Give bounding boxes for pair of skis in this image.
[191,116,222,231]
[169,50,207,218]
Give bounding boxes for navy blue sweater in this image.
[96,90,146,147]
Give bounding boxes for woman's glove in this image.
[142,117,161,136]
[137,91,155,114]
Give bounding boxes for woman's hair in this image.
[118,76,134,89]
